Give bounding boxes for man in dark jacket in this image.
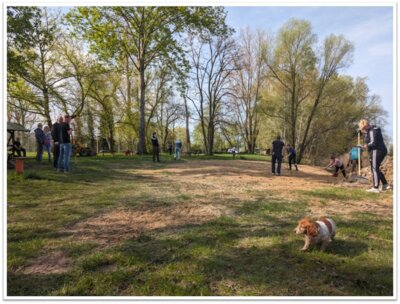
[51,115,63,168]
[271,135,285,176]
[34,123,46,162]
[151,132,160,163]
[359,119,390,193]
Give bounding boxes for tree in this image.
[266,19,317,150]
[231,28,269,153]
[7,6,40,80]
[297,34,354,162]
[186,34,237,155]
[7,8,62,128]
[66,6,230,154]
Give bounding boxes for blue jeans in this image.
[45,144,51,162]
[175,147,181,160]
[58,143,72,172]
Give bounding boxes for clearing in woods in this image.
[7,156,393,296]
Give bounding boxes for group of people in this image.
[325,119,390,193]
[34,114,73,173]
[270,135,298,176]
[33,124,52,162]
[151,132,183,162]
[269,119,390,194]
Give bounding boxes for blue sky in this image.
[226,6,394,139]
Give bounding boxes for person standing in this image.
[271,135,285,176]
[174,139,182,160]
[168,142,173,155]
[43,126,52,162]
[288,144,299,171]
[347,145,363,175]
[151,132,160,163]
[57,115,73,173]
[34,123,46,162]
[51,116,63,169]
[359,119,390,193]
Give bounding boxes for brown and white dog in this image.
[294,217,336,251]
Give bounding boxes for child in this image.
[287,144,298,171]
[326,155,346,178]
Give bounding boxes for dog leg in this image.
[301,237,311,251]
[320,241,328,251]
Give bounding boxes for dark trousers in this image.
[350,159,360,173]
[370,150,387,188]
[168,148,172,155]
[53,144,60,168]
[36,143,43,161]
[153,146,160,162]
[289,154,298,170]
[15,147,26,157]
[335,164,346,177]
[272,155,282,174]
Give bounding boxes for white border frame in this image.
[2,1,398,303]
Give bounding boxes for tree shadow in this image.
[7,272,68,296]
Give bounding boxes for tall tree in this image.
[232,28,269,153]
[7,8,61,128]
[187,34,237,155]
[296,34,354,162]
[267,19,317,150]
[66,6,230,154]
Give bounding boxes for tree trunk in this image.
[87,106,95,149]
[138,58,147,154]
[184,96,191,153]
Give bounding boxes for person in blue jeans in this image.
[57,115,73,173]
[43,125,52,162]
[174,139,182,160]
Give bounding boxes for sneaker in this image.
[382,184,391,191]
[366,188,380,193]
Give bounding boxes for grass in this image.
[6,154,393,296]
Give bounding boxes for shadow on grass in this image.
[7,272,68,296]
[325,239,369,257]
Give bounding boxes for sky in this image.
[225,6,394,140]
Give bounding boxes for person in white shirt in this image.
[326,155,346,177]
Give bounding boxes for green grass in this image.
[7,156,393,296]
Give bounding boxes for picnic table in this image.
[7,122,30,169]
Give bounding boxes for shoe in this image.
[382,184,391,191]
[366,188,380,193]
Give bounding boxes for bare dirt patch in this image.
[23,251,71,274]
[67,203,222,246]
